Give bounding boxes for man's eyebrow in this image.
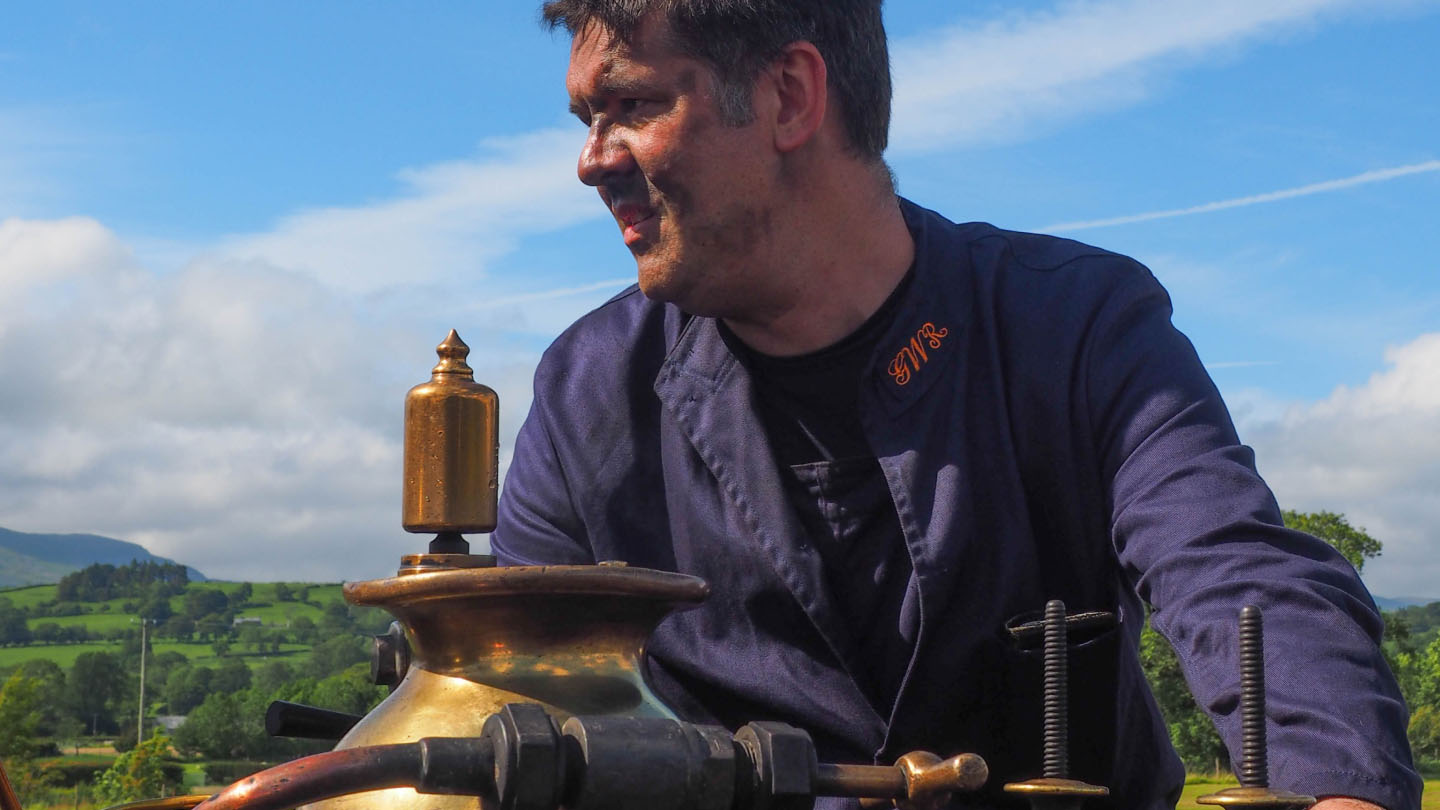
[567,73,656,118]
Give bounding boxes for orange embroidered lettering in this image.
[887,322,949,386]
[918,322,948,348]
[889,351,915,385]
[908,336,928,364]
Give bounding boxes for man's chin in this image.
[634,263,684,304]
[635,274,679,304]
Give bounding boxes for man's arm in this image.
[1083,266,1419,810]
[491,386,595,566]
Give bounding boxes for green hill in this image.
[0,579,365,671]
[0,526,206,587]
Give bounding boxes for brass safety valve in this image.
[401,329,498,566]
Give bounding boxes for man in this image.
[490,2,1419,809]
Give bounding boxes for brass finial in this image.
[431,329,475,378]
[401,330,499,569]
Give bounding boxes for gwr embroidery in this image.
[887,323,950,386]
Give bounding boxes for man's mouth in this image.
[614,203,654,227]
[613,203,657,246]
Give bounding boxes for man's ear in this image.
[769,41,827,153]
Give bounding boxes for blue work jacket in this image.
[492,200,1418,810]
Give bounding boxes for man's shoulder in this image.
[904,199,1152,289]
[901,200,1172,359]
[532,282,684,392]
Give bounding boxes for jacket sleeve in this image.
[1086,267,1420,810]
[490,365,596,567]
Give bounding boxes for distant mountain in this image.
[1374,595,1436,611]
[0,526,206,587]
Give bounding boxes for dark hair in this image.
[541,0,891,161]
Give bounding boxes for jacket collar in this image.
[867,199,969,417]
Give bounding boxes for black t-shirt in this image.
[719,272,917,713]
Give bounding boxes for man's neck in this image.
[722,185,914,358]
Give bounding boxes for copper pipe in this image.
[0,758,21,810]
[817,763,908,798]
[196,745,424,810]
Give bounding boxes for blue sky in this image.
[1,1,1437,597]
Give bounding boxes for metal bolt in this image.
[1238,605,1268,788]
[1195,605,1314,808]
[1042,599,1069,779]
[1004,598,1108,808]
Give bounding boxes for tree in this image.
[238,623,267,652]
[305,635,368,679]
[183,588,229,620]
[31,623,62,644]
[164,666,213,715]
[196,612,230,641]
[273,582,294,602]
[1281,510,1382,572]
[173,692,246,759]
[319,600,353,635]
[213,658,252,693]
[0,672,44,761]
[139,595,173,623]
[256,661,297,694]
[303,668,387,717]
[0,601,31,646]
[161,614,195,641]
[94,731,175,805]
[290,615,317,644]
[15,660,66,736]
[66,651,128,734]
[1411,705,1440,763]
[229,582,253,610]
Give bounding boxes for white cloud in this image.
[890,0,1376,151]
[1244,333,1440,600]
[0,216,133,296]
[216,127,600,295]
[0,216,553,582]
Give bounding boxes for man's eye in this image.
[618,98,645,115]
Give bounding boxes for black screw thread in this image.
[1238,605,1268,788]
[1042,599,1069,779]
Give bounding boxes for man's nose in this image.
[577,124,633,187]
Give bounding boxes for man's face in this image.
[565,16,777,314]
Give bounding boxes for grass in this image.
[0,639,315,671]
[1180,776,1438,810]
[0,642,121,669]
[0,584,61,609]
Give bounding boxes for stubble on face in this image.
[572,17,781,319]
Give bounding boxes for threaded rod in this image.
[1042,599,1069,779]
[1238,605,1268,788]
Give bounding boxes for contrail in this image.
[474,278,633,309]
[1205,361,1280,369]
[1043,160,1440,232]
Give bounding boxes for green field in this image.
[0,640,317,670]
[0,583,65,609]
[0,580,357,672]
